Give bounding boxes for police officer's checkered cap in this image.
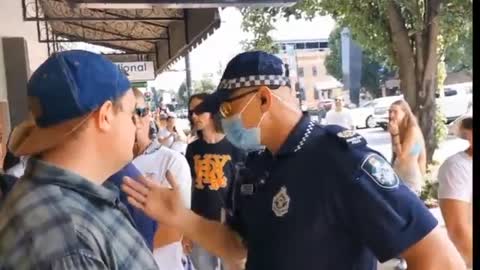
[217,51,290,91]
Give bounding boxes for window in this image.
[314,90,320,99]
[444,89,458,96]
[295,43,305,50]
[312,66,318,76]
[319,42,328,49]
[298,67,304,77]
[306,42,319,49]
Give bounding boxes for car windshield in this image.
[362,101,376,107]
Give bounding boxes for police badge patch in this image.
[360,154,400,189]
[272,186,290,217]
[337,130,356,138]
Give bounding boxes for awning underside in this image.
[23,0,220,73]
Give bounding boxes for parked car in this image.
[436,87,472,122]
[372,95,404,131]
[373,86,471,131]
[348,101,378,129]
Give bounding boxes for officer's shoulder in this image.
[316,125,368,150]
[319,125,399,189]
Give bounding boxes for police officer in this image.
[122,51,466,270]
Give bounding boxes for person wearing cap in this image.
[122,51,465,270]
[438,116,473,268]
[131,87,192,270]
[0,50,158,269]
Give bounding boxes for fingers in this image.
[122,181,147,205]
[122,176,150,196]
[127,196,145,210]
[133,174,156,189]
[165,170,179,190]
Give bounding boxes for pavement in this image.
[358,127,462,270]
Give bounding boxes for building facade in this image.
[275,39,343,110]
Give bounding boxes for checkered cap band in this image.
[218,75,290,90]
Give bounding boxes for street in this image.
[357,127,467,270]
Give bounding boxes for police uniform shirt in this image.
[226,116,438,270]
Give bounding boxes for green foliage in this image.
[324,26,342,80]
[177,81,188,106]
[192,76,216,94]
[324,25,395,98]
[240,8,279,53]
[241,0,472,69]
[433,105,448,148]
[419,163,440,207]
[444,21,472,72]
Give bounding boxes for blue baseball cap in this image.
[9,50,131,156]
[195,51,290,114]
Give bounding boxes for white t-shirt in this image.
[158,128,175,147]
[6,156,28,177]
[133,141,192,270]
[438,151,472,203]
[325,109,354,129]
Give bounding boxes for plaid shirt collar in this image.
[23,158,120,206]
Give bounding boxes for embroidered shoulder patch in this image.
[360,154,399,189]
[336,130,366,146]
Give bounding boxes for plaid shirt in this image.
[0,158,159,270]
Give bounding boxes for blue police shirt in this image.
[226,116,438,270]
[107,162,158,250]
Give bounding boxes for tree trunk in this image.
[386,0,441,164]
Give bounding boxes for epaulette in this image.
[322,125,367,148]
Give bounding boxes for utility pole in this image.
[185,52,192,100]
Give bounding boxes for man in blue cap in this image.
[0,50,158,269]
[122,51,466,270]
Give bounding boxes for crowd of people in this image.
[0,49,472,270]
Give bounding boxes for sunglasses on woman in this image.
[135,107,150,118]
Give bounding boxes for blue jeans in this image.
[190,244,223,270]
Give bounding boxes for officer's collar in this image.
[273,115,315,157]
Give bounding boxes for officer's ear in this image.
[258,86,272,113]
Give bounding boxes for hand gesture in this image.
[182,237,193,255]
[388,119,399,135]
[122,171,187,227]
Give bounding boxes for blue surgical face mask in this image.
[221,93,266,151]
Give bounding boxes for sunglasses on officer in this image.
[219,84,284,119]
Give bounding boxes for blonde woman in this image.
[388,100,426,195]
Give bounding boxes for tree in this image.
[177,81,188,106]
[192,75,216,94]
[324,25,396,98]
[444,21,472,73]
[241,0,472,163]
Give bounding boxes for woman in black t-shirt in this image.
[184,93,245,270]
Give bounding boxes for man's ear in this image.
[258,86,273,113]
[96,100,115,132]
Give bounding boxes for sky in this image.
[151,7,337,92]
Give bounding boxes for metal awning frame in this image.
[22,0,221,74]
[23,0,183,56]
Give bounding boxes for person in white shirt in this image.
[132,88,192,270]
[158,112,188,154]
[438,116,472,268]
[325,96,354,129]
